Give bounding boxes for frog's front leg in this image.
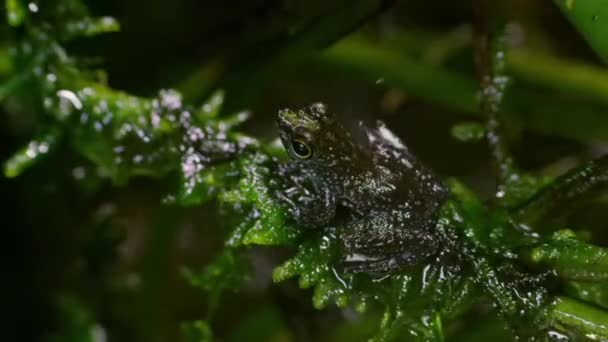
[275,163,337,228]
[340,210,440,274]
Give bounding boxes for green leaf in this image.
[554,0,608,63]
[451,122,485,142]
[181,321,213,342]
[61,16,120,41]
[220,152,300,247]
[549,297,608,340]
[528,230,608,281]
[182,249,252,294]
[5,0,26,27]
[46,295,103,342]
[565,281,608,309]
[3,129,61,178]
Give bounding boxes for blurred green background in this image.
[3,0,608,341]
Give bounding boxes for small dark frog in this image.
[276,103,448,274]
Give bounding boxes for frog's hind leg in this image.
[340,211,440,274]
[342,251,422,274]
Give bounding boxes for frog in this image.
[275,103,448,274]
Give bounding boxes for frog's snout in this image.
[277,106,323,134]
[277,108,297,131]
[277,108,310,135]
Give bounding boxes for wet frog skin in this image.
[276,103,448,273]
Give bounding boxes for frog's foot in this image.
[274,188,335,228]
[274,164,336,228]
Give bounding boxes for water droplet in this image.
[592,15,599,22]
[46,73,57,83]
[162,194,176,204]
[27,2,38,13]
[159,89,182,111]
[72,166,86,180]
[94,121,103,132]
[37,142,49,153]
[56,89,83,119]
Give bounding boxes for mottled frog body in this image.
[276,103,447,273]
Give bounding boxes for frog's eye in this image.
[291,139,312,159]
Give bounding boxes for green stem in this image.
[526,231,608,282]
[549,297,608,340]
[565,281,608,309]
[514,156,608,230]
[508,49,608,106]
[472,10,516,190]
[138,206,182,342]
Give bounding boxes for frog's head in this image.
[277,103,360,166]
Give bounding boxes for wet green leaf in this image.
[565,281,608,309]
[554,0,608,63]
[529,230,608,281]
[46,296,103,342]
[6,0,26,27]
[3,129,61,178]
[451,122,485,142]
[183,249,252,294]
[61,16,120,41]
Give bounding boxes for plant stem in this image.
[508,49,608,106]
[472,1,516,194]
[549,297,608,339]
[514,155,608,230]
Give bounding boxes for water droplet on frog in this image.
[320,236,331,250]
[592,15,599,22]
[375,78,385,85]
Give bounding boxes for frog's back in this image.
[362,122,447,216]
